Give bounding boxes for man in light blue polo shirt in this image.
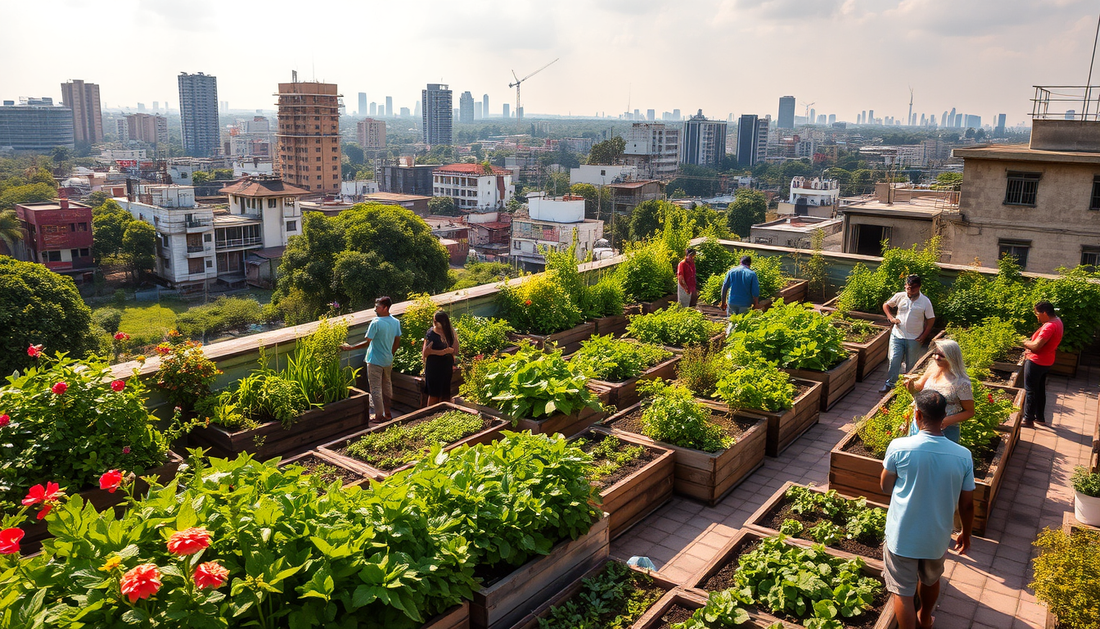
[341,296,402,424]
[879,389,974,629]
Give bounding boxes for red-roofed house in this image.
[432,163,514,212]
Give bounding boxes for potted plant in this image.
[625,304,725,352]
[498,271,593,355]
[570,335,677,407]
[189,319,368,459]
[1072,465,1100,526]
[1031,524,1100,629]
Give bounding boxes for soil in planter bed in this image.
[291,454,364,486]
[702,540,888,629]
[576,432,660,490]
[654,604,695,629]
[538,561,665,628]
[982,369,1015,387]
[1004,347,1024,363]
[607,408,750,446]
[760,497,884,561]
[843,431,1004,480]
[338,412,494,472]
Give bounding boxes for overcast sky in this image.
[2,0,1097,126]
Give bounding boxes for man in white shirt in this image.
[880,274,936,393]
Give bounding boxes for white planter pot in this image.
[1074,490,1100,526]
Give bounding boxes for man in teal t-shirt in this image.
[879,389,975,629]
[341,296,402,423]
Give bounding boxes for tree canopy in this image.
[91,200,132,263]
[629,199,730,242]
[428,196,458,216]
[121,220,156,281]
[586,137,625,165]
[726,188,768,238]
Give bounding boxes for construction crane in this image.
[509,58,558,130]
[801,101,816,117]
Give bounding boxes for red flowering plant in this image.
[856,385,915,458]
[0,349,169,518]
[496,271,583,336]
[155,341,221,410]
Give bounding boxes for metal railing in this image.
[186,219,212,228]
[215,237,263,249]
[1031,85,1100,120]
[186,245,205,253]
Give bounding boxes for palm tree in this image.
[0,209,25,257]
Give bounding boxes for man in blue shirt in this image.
[341,296,402,424]
[879,389,975,629]
[718,255,759,316]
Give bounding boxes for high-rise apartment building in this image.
[0,98,74,152]
[474,102,483,119]
[385,96,393,117]
[736,114,769,167]
[681,110,727,168]
[503,103,510,119]
[622,122,681,180]
[828,114,836,125]
[778,96,795,129]
[647,109,655,121]
[370,102,377,116]
[422,84,453,146]
[867,109,875,125]
[357,118,386,149]
[178,72,220,157]
[60,80,103,145]
[275,78,342,193]
[124,113,169,146]
[459,91,474,123]
[358,93,367,116]
[483,94,489,119]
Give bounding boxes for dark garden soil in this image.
[982,369,1015,387]
[842,428,1005,481]
[293,454,364,486]
[576,432,660,490]
[654,604,695,628]
[607,407,751,447]
[338,412,493,471]
[760,497,884,560]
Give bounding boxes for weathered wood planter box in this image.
[759,278,810,311]
[991,346,1026,381]
[511,559,677,629]
[470,513,610,629]
[520,321,597,356]
[632,587,791,629]
[388,370,430,412]
[744,480,889,572]
[782,353,857,412]
[602,399,767,506]
[422,602,470,629]
[593,314,630,338]
[1051,349,1079,377]
[738,378,823,457]
[841,323,891,382]
[317,402,507,481]
[686,528,897,629]
[585,354,680,409]
[452,396,604,438]
[828,385,1025,536]
[277,450,370,489]
[573,427,675,539]
[22,451,185,551]
[818,297,891,326]
[625,295,674,315]
[187,387,370,460]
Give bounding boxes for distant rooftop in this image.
[435,163,510,175]
[219,176,309,198]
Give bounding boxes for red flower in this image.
[100,470,123,493]
[22,482,63,507]
[111,380,126,392]
[122,446,131,454]
[113,332,130,341]
[879,407,887,415]
[27,344,42,358]
[524,299,532,306]
[0,528,24,555]
[155,344,171,356]
[167,527,211,555]
[51,382,67,395]
[120,563,162,602]
[193,561,229,590]
[0,414,8,428]
[988,393,995,404]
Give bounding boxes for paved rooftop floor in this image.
[610,362,1098,629]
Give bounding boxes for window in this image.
[71,249,80,260]
[206,260,213,268]
[268,198,277,208]
[78,222,88,231]
[998,239,1031,269]
[513,240,521,250]
[286,220,297,232]
[204,233,212,242]
[69,223,76,232]
[1091,176,1100,210]
[79,248,89,257]
[43,251,61,262]
[1082,246,1100,270]
[1004,171,1040,206]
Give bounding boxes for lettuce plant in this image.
[470,343,601,421]
[726,300,847,371]
[626,304,723,348]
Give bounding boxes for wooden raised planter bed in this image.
[632,587,791,629]
[817,297,891,326]
[828,385,1025,536]
[21,451,185,552]
[840,323,891,383]
[520,320,597,356]
[593,313,630,337]
[573,427,675,539]
[585,354,680,409]
[470,513,610,629]
[686,528,896,629]
[624,294,674,315]
[782,352,857,412]
[1050,349,1079,377]
[739,378,823,457]
[602,399,767,506]
[512,559,677,629]
[991,346,1026,381]
[277,450,370,489]
[317,402,507,481]
[452,396,604,438]
[744,480,888,572]
[421,602,469,629]
[188,387,370,460]
[759,278,810,311]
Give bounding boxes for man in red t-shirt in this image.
[676,248,697,307]
[1021,301,1063,428]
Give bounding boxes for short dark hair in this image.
[905,274,922,287]
[685,248,696,256]
[1035,301,1056,316]
[914,389,947,424]
[375,296,393,308]
[740,255,752,266]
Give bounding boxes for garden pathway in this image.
[610,362,1098,629]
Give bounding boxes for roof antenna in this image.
[1085,11,1100,120]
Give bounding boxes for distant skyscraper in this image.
[153,101,159,112]
[60,79,103,145]
[459,91,474,123]
[941,111,948,126]
[385,96,393,117]
[860,111,866,124]
[276,78,342,193]
[681,110,726,167]
[868,109,874,125]
[647,109,655,121]
[736,114,767,167]
[177,72,220,157]
[809,108,816,125]
[503,103,510,119]
[483,94,489,119]
[399,107,410,117]
[778,96,795,129]
[673,108,681,120]
[817,115,827,125]
[955,113,963,128]
[370,102,377,116]
[995,113,1006,136]
[828,114,836,125]
[949,107,956,126]
[0,99,75,151]
[414,100,421,118]
[358,92,367,116]
[965,114,981,129]
[422,83,453,145]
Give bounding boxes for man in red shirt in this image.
[676,248,697,307]
[1021,301,1063,428]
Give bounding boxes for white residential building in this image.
[569,164,637,186]
[432,163,514,211]
[511,192,604,270]
[116,185,217,291]
[777,176,840,217]
[623,122,681,180]
[218,176,309,286]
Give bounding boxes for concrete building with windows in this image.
[736,115,769,167]
[777,96,795,130]
[116,185,217,291]
[778,176,840,217]
[570,164,637,186]
[356,118,386,149]
[380,164,439,196]
[432,163,514,212]
[122,113,168,146]
[622,123,680,180]
[275,79,342,194]
[178,73,220,157]
[422,84,453,146]
[459,91,474,124]
[60,80,103,145]
[839,184,957,257]
[0,98,74,151]
[14,198,94,277]
[511,192,604,270]
[228,116,275,158]
[681,110,726,168]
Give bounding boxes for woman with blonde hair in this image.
[902,338,974,443]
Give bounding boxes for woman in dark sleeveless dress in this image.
[422,310,459,405]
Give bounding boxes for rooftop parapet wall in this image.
[1030,119,1100,152]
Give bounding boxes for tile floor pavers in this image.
[610,363,1098,628]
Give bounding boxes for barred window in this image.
[1090,176,1100,210]
[998,239,1031,269]
[1082,246,1100,270]
[1004,171,1040,206]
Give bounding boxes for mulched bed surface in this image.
[701,539,888,629]
[982,369,1015,387]
[654,604,695,628]
[337,412,494,472]
[606,407,753,446]
[577,432,660,490]
[760,496,884,560]
[292,454,364,486]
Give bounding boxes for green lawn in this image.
[113,302,189,343]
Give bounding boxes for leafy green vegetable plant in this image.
[637,379,733,453]
[807,521,843,545]
[577,435,646,484]
[453,314,515,363]
[539,561,663,629]
[726,300,848,371]
[781,485,888,547]
[498,271,584,335]
[713,352,795,412]
[947,317,1022,377]
[1072,465,1100,498]
[626,304,723,348]
[672,588,752,629]
[462,342,601,421]
[570,335,672,382]
[345,409,485,470]
[615,239,675,303]
[779,519,805,536]
[837,238,944,315]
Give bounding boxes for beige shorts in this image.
[882,545,945,597]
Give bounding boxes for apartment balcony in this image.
[186,219,213,233]
[186,244,212,257]
[215,236,263,250]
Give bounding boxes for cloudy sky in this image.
[2,0,1096,126]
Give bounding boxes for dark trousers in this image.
[1023,359,1052,422]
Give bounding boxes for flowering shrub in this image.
[0,350,169,515]
[726,300,848,371]
[625,304,723,348]
[461,342,601,421]
[497,271,583,335]
[155,340,221,409]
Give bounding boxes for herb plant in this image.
[626,304,723,348]
[1030,526,1100,629]
[676,345,732,398]
[453,314,515,362]
[726,301,848,371]
[570,335,672,382]
[1072,465,1100,498]
[345,409,485,470]
[577,435,646,484]
[831,316,881,344]
[615,239,675,303]
[637,379,733,453]
[463,342,601,421]
[538,561,663,629]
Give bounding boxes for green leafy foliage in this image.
[539,561,663,629]
[783,486,888,547]
[947,317,1022,377]
[587,274,626,318]
[831,316,881,344]
[1031,527,1100,629]
[730,250,789,300]
[462,343,601,422]
[626,304,723,348]
[672,588,753,629]
[497,271,584,335]
[174,296,264,339]
[452,314,515,362]
[676,345,731,398]
[577,435,646,484]
[806,521,843,545]
[570,335,672,382]
[615,240,675,303]
[392,293,438,375]
[155,340,221,410]
[780,519,805,536]
[449,261,519,291]
[726,301,848,371]
[1035,265,1100,353]
[345,409,484,470]
[714,352,795,412]
[694,237,736,285]
[837,238,944,314]
[941,256,1035,332]
[637,379,733,453]
[1072,466,1100,498]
